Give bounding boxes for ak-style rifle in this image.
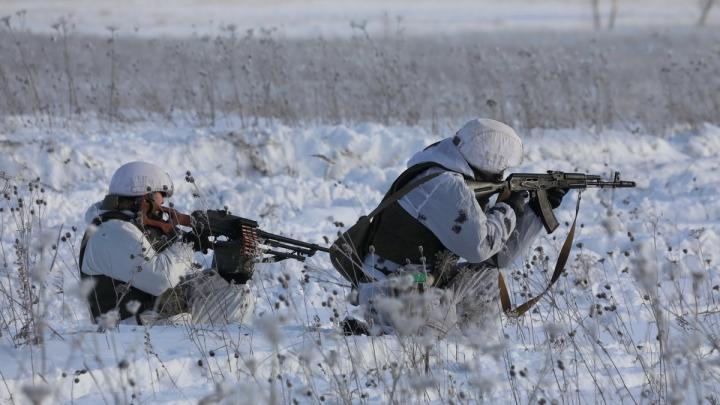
[467,171,636,232]
[466,170,636,317]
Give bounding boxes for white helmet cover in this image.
[453,118,523,173]
[109,161,174,197]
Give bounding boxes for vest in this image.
[369,163,455,269]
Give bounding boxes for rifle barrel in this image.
[262,249,308,262]
[264,239,315,255]
[589,180,636,188]
[257,229,331,253]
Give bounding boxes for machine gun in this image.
[467,171,636,233]
[189,210,331,283]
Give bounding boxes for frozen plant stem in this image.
[107,26,118,124]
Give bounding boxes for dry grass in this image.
[0,15,719,132]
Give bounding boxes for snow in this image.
[1,117,719,403]
[0,0,717,38]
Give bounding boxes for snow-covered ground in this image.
[1,117,719,403]
[0,0,717,38]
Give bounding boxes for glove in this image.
[183,211,212,253]
[503,190,528,217]
[548,188,569,208]
[190,210,210,235]
[545,187,568,209]
[530,188,568,217]
[182,231,209,253]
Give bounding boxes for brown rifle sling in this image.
[498,192,582,318]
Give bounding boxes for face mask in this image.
[471,167,504,182]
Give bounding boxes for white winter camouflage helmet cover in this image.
[109,161,174,197]
[453,118,523,174]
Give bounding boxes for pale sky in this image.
[0,0,715,37]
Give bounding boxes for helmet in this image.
[108,161,174,197]
[453,118,523,174]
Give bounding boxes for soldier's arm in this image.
[83,220,194,296]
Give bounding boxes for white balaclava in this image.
[453,118,523,174]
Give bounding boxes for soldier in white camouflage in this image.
[80,161,254,326]
[343,119,567,337]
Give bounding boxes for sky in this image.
[0,0,716,38]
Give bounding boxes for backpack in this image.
[329,163,442,286]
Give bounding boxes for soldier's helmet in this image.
[453,118,523,174]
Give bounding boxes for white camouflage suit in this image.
[81,203,255,325]
[359,119,544,337]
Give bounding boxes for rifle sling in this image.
[498,192,582,318]
[368,170,443,220]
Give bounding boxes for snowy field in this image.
[0,117,719,403]
[1,1,720,403]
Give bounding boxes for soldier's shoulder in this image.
[95,218,144,239]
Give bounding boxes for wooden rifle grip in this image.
[139,199,180,234]
[164,208,193,227]
[496,187,512,203]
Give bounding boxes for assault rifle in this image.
[467,171,636,233]
[465,171,636,318]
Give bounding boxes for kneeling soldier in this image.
[80,161,254,325]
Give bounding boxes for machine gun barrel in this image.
[257,229,331,258]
